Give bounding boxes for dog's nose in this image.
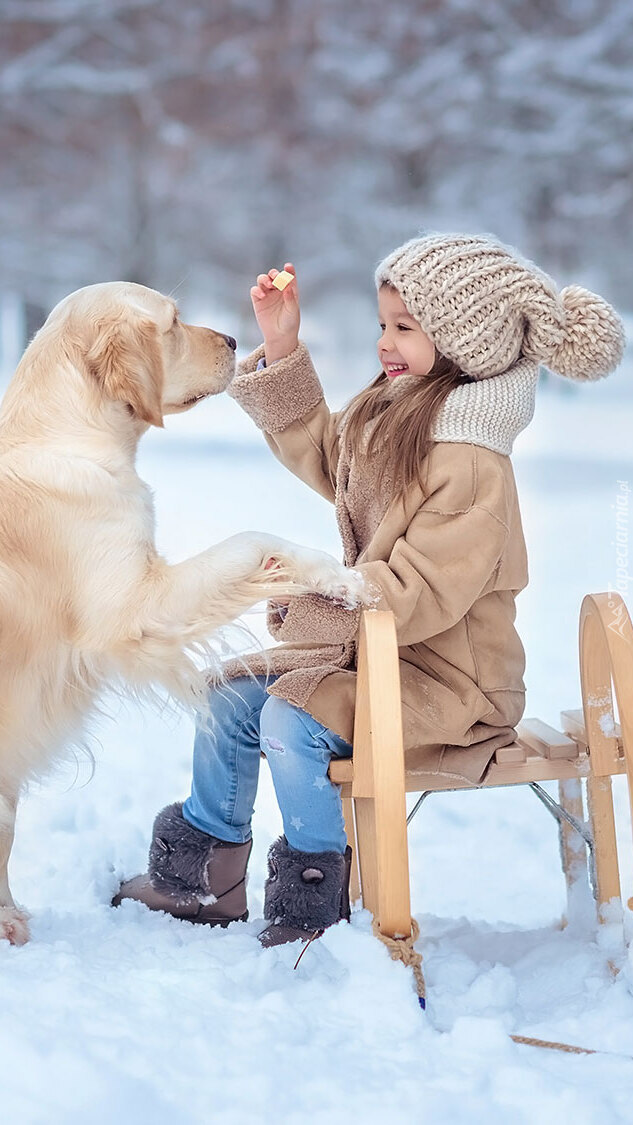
[222,334,237,351]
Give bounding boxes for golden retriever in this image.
[0,281,364,944]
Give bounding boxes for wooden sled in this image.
[329,592,633,947]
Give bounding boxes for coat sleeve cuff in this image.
[228,341,324,433]
[268,594,361,645]
[266,601,289,638]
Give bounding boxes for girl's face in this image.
[377,286,435,379]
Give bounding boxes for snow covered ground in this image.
[2,357,633,1123]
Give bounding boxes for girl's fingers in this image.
[282,263,298,299]
[269,265,295,279]
[251,266,298,305]
[283,278,299,304]
[257,264,297,287]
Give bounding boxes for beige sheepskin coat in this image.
[226,341,538,784]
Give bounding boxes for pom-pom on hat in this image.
[375,233,625,381]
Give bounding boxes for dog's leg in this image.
[136,532,367,641]
[117,532,368,704]
[0,789,30,945]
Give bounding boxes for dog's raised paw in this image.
[0,906,30,945]
[295,553,370,608]
[315,571,370,608]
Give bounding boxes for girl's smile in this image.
[377,285,435,379]
[385,362,409,377]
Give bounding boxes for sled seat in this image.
[330,714,626,790]
[328,593,633,945]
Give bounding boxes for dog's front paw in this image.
[310,564,369,609]
[285,548,370,608]
[0,905,30,945]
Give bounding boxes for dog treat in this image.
[272,270,294,291]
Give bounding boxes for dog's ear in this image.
[85,314,165,428]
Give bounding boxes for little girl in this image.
[115,233,624,946]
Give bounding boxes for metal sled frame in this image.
[329,592,633,945]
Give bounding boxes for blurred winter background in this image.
[2,3,633,1122]
[1,0,632,365]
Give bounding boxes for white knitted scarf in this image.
[381,356,539,455]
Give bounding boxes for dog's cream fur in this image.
[0,281,364,944]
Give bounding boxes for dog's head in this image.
[47,282,237,428]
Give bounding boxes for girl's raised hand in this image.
[250,263,300,364]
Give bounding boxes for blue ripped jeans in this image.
[182,677,353,854]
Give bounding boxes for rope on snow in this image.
[510,1034,596,1055]
[372,916,426,1009]
[371,919,633,1058]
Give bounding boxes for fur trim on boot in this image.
[112,802,252,925]
[259,836,352,947]
[148,801,220,903]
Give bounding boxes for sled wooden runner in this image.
[329,592,633,949]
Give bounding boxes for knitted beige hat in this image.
[375,233,625,381]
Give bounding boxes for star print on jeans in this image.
[312,776,328,790]
[290,816,304,832]
[262,736,285,753]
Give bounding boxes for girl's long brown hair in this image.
[341,351,468,502]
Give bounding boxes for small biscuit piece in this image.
[272,270,294,291]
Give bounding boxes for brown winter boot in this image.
[258,836,352,948]
[112,802,252,926]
